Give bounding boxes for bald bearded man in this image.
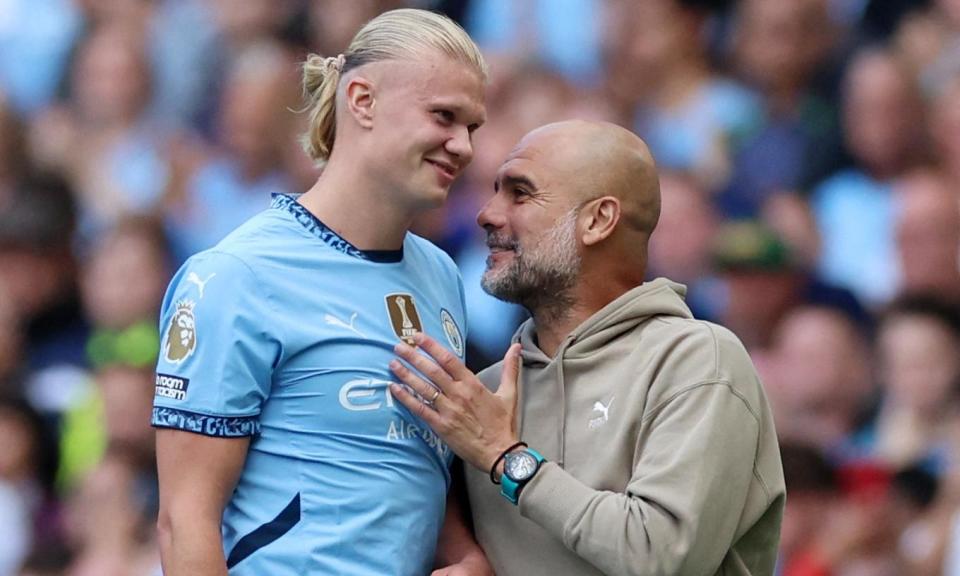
[389,121,784,576]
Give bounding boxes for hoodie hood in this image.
[509,278,693,465]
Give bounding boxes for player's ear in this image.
[581,196,620,246]
[344,75,375,129]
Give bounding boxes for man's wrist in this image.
[490,458,510,483]
[488,440,526,485]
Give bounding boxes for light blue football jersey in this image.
[152,194,468,575]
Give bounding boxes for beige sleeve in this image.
[518,381,765,576]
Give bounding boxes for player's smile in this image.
[425,158,458,186]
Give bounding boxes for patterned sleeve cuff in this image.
[151,406,261,437]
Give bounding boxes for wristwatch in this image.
[500,447,545,505]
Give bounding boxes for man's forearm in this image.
[158,516,228,576]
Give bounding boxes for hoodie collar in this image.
[513,277,691,359]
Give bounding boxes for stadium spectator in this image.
[80,216,170,334]
[52,217,169,490]
[206,0,298,52]
[646,170,723,321]
[813,48,926,307]
[0,397,59,576]
[62,450,159,576]
[307,0,404,57]
[819,460,908,575]
[868,296,960,471]
[777,442,841,576]
[893,169,960,304]
[161,41,298,264]
[35,24,173,242]
[760,192,823,271]
[16,543,71,576]
[0,179,89,418]
[0,288,24,397]
[0,93,29,203]
[724,0,845,217]
[0,0,81,117]
[928,71,960,188]
[710,220,865,352]
[608,0,760,192]
[147,0,222,132]
[465,0,603,86]
[765,305,873,453]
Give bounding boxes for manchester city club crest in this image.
[440,309,464,358]
[163,299,197,364]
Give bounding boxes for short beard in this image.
[481,208,581,320]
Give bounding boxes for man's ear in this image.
[581,197,621,246]
[344,75,375,129]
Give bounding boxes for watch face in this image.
[505,451,538,481]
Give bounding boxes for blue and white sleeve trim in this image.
[151,406,261,437]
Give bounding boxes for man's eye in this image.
[434,110,454,124]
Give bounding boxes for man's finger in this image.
[412,332,471,380]
[390,382,443,428]
[389,360,443,407]
[495,343,522,406]
[394,341,455,393]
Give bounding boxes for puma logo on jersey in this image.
[324,312,364,337]
[186,272,216,298]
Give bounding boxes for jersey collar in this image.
[272,193,404,263]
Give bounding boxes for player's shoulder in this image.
[187,202,303,270]
[174,216,288,293]
[220,204,301,250]
[179,246,256,283]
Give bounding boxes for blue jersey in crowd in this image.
[151,194,468,575]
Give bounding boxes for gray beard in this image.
[481,208,581,320]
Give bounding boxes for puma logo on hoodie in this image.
[589,396,614,429]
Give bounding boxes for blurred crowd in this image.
[0,0,959,574]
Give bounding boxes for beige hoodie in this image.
[464,278,784,576]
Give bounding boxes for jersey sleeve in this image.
[151,250,282,438]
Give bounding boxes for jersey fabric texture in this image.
[151,193,468,575]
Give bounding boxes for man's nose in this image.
[476,193,507,230]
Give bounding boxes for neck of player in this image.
[298,161,416,252]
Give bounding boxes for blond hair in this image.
[300,9,487,167]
